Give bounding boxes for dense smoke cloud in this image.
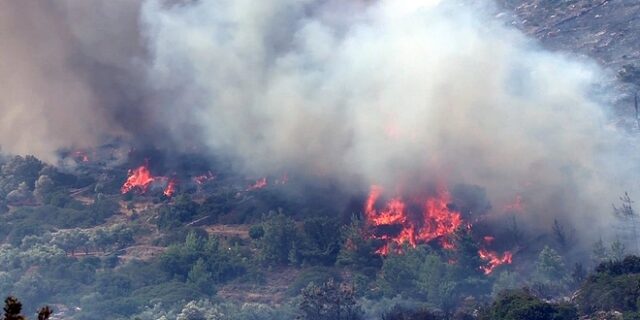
[141,0,639,241]
[1,0,638,243]
[0,0,146,161]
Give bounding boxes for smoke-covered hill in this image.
[1,1,640,320]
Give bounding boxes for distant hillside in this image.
[499,1,640,70]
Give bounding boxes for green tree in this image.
[258,212,297,265]
[533,246,568,296]
[480,289,577,320]
[336,217,382,276]
[299,279,363,320]
[50,229,88,256]
[591,238,608,265]
[298,217,341,266]
[33,175,55,203]
[492,271,521,298]
[249,225,265,240]
[451,228,483,278]
[613,192,639,254]
[610,239,626,261]
[416,253,459,313]
[188,258,214,295]
[378,247,425,297]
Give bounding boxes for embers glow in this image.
[73,150,90,162]
[247,177,268,191]
[503,195,524,213]
[364,185,462,255]
[194,171,215,185]
[479,249,513,275]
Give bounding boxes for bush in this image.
[481,289,577,320]
[595,256,640,276]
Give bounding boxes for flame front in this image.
[365,185,462,255]
[364,185,513,274]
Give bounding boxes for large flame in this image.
[121,165,155,194]
[365,185,462,255]
[364,184,513,273]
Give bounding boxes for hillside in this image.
[2,1,640,320]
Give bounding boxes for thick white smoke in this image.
[0,0,637,244]
[141,0,640,241]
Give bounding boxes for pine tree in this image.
[592,238,608,265]
[613,192,639,254]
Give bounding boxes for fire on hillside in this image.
[364,185,513,274]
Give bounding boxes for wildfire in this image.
[247,177,268,191]
[164,179,177,197]
[121,164,177,197]
[73,150,90,162]
[364,185,462,255]
[364,185,513,273]
[479,249,513,275]
[194,171,216,185]
[121,165,155,194]
[503,195,524,213]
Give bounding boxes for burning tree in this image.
[362,185,513,275]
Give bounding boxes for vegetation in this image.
[1,152,640,320]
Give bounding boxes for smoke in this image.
[0,0,146,162]
[141,0,640,241]
[1,0,638,243]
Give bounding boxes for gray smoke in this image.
[0,0,148,162]
[1,0,638,243]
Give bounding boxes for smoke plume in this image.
[1,0,638,243]
[141,0,639,241]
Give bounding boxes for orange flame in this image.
[164,179,177,197]
[479,249,513,275]
[247,177,268,191]
[121,164,177,197]
[365,185,462,254]
[121,165,155,194]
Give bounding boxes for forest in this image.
[0,152,637,320]
[2,0,640,320]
